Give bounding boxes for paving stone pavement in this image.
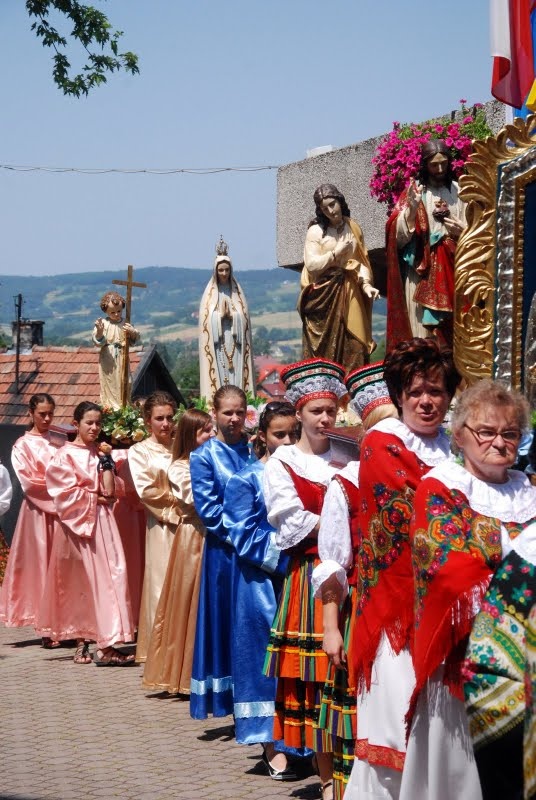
[1,625,322,800]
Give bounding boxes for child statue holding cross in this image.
[92,291,140,409]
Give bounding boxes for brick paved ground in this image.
[1,625,321,800]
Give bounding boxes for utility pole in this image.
[13,293,22,394]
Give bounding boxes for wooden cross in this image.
[112,265,147,408]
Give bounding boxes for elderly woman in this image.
[401,379,536,800]
[345,338,460,800]
[300,184,379,373]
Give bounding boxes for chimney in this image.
[11,320,45,350]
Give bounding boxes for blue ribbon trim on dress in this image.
[190,675,233,695]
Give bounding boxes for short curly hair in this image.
[384,337,460,412]
[451,379,529,438]
[99,291,125,314]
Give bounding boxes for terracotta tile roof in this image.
[255,361,287,385]
[0,346,143,426]
[257,380,286,399]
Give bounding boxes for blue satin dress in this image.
[223,460,289,744]
[190,436,250,718]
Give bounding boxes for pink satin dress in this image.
[37,441,134,648]
[0,432,59,628]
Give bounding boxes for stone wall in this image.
[276,100,506,291]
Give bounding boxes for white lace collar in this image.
[272,443,337,484]
[424,460,536,523]
[368,417,450,466]
[502,521,536,565]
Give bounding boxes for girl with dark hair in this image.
[385,139,466,349]
[344,338,459,799]
[300,184,379,374]
[189,385,250,719]
[0,394,61,645]
[38,401,134,665]
[223,401,299,779]
[128,391,180,663]
[142,409,214,695]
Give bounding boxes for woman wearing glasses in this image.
[400,379,536,799]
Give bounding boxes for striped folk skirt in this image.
[264,553,332,752]
[319,589,357,799]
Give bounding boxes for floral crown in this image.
[345,362,391,421]
[281,358,347,410]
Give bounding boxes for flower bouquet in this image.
[101,405,147,447]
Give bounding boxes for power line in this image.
[0,163,279,176]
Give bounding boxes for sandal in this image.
[94,647,135,667]
[73,641,92,664]
[321,781,334,800]
[42,637,61,649]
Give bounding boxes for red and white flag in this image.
[491,0,535,107]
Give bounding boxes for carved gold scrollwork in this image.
[455,114,536,387]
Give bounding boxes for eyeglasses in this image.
[259,401,294,425]
[463,423,521,445]
[263,401,291,412]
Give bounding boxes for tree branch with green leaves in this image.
[26,0,139,97]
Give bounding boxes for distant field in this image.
[0,265,387,349]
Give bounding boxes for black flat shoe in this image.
[261,751,298,781]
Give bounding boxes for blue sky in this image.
[0,1,491,278]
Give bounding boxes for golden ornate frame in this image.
[454,114,536,389]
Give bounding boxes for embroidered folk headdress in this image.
[346,361,391,422]
[281,358,346,410]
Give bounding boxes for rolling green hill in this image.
[0,266,387,347]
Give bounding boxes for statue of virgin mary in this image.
[198,237,255,401]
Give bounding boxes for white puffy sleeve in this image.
[263,457,319,550]
[312,478,352,598]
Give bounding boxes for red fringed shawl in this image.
[407,478,526,728]
[349,430,433,691]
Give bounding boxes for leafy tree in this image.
[26,1,139,97]
[252,325,272,357]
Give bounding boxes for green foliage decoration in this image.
[173,397,210,426]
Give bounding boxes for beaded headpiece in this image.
[345,361,391,422]
[281,358,346,410]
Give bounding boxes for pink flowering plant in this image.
[370,101,492,212]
